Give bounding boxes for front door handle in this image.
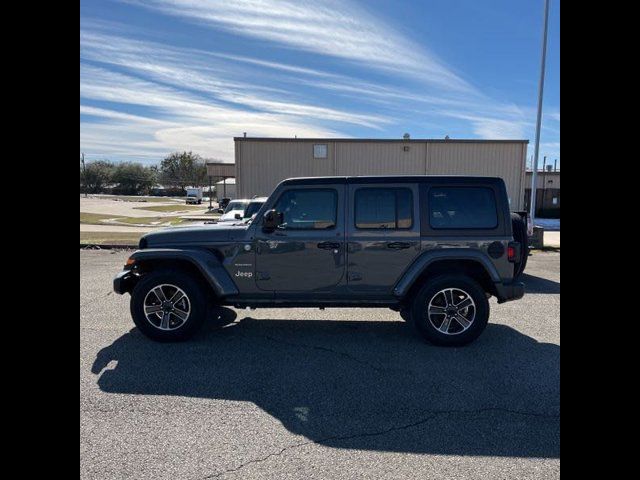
[317,242,340,250]
[387,242,411,249]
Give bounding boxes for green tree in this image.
[112,162,156,195]
[159,151,207,192]
[81,160,115,193]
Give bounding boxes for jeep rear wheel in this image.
[130,269,207,341]
[411,274,489,346]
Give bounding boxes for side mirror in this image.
[234,213,242,220]
[262,209,284,231]
[217,208,224,214]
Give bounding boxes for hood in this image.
[140,224,248,248]
[218,210,244,221]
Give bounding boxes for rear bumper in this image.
[495,280,525,304]
[113,270,135,295]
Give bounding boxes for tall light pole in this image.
[529,0,551,223]
[81,152,87,198]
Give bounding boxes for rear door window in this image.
[355,188,413,229]
[429,187,498,229]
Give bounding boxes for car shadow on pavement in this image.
[521,273,560,294]
[92,309,559,459]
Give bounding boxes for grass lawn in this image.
[80,212,117,224]
[113,216,185,226]
[133,204,205,213]
[80,231,142,245]
[80,212,187,226]
[90,195,182,203]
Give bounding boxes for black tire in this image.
[411,274,489,347]
[510,212,529,278]
[130,269,208,342]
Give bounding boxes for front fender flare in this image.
[393,249,500,298]
[130,248,239,297]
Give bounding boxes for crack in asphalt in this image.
[199,407,559,479]
[237,331,406,375]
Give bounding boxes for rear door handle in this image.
[387,242,411,249]
[317,242,340,250]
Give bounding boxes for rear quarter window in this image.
[429,187,498,229]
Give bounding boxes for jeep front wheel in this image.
[130,269,207,341]
[411,274,489,347]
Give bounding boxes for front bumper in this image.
[113,270,136,295]
[495,280,525,304]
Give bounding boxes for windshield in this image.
[243,201,264,219]
[223,200,249,214]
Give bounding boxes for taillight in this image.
[507,242,520,262]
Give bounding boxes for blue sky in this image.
[80,0,560,166]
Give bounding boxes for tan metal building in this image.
[235,137,529,209]
[525,170,560,189]
[524,170,560,217]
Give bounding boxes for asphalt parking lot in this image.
[80,250,559,480]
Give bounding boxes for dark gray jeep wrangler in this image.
[114,176,527,346]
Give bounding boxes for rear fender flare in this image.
[393,249,500,298]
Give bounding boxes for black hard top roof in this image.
[280,175,504,186]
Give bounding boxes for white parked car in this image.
[240,197,267,222]
[217,199,251,222]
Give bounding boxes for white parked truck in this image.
[185,187,203,204]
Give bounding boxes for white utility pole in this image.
[529,0,550,223]
[81,152,87,198]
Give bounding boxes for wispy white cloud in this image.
[80,65,344,160]
[435,110,529,139]
[80,30,388,129]
[124,0,473,93]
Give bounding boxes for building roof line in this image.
[233,137,529,144]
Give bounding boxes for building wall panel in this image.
[427,142,527,209]
[236,139,527,209]
[335,142,426,175]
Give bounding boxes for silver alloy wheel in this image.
[143,284,191,331]
[427,288,476,335]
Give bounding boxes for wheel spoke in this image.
[455,297,473,310]
[144,305,162,315]
[429,305,446,314]
[160,312,171,329]
[172,308,189,321]
[153,287,167,302]
[443,289,454,306]
[169,290,184,304]
[439,317,452,333]
[454,313,472,329]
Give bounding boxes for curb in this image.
[81,244,137,250]
[529,246,560,252]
